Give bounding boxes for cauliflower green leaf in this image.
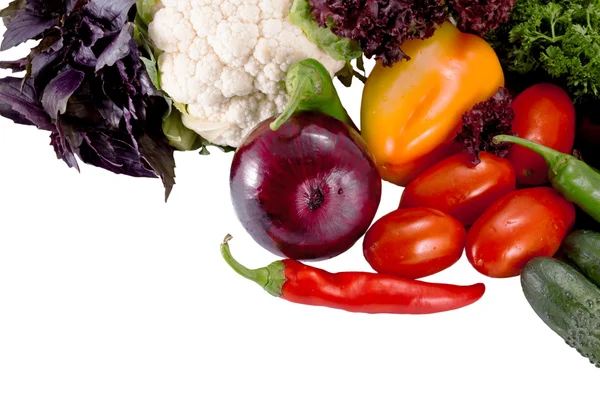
[289,0,362,61]
[136,0,160,27]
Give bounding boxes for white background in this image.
[0,7,598,400]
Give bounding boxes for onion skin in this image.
[230,112,382,261]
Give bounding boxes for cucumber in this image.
[563,230,600,287]
[521,257,600,368]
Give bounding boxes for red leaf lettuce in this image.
[307,0,516,66]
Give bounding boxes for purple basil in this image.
[0,12,56,51]
[95,24,133,72]
[0,0,176,199]
[41,68,85,118]
[0,78,53,130]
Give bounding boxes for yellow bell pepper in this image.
[361,22,505,186]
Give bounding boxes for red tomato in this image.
[378,139,463,187]
[363,208,466,279]
[466,187,576,278]
[508,83,576,186]
[399,152,516,226]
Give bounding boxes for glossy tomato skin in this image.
[363,208,466,279]
[508,83,576,186]
[466,187,576,278]
[399,152,516,226]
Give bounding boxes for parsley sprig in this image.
[492,0,600,100]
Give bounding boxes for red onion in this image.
[230,112,382,260]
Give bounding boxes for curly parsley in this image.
[490,0,600,100]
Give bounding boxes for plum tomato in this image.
[508,83,576,186]
[363,208,466,279]
[399,152,516,226]
[466,187,576,278]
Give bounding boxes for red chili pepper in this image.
[221,235,486,314]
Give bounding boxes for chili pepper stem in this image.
[220,235,286,297]
[493,134,566,178]
[270,64,322,131]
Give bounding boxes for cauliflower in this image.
[148,0,346,147]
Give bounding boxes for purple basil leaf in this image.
[79,129,156,178]
[48,36,64,52]
[66,0,81,13]
[137,133,176,201]
[0,0,27,25]
[0,77,54,130]
[96,97,124,129]
[80,17,106,47]
[133,96,147,122]
[138,68,158,97]
[27,0,63,14]
[126,96,138,120]
[58,117,84,148]
[130,42,158,96]
[72,43,97,67]
[41,67,85,119]
[52,124,80,171]
[0,57,27,72]
[115,59,131,84]
[31,50,62,79]
[35,28,63,53]
[82,131,121,168]
[122,107,133,135]
[85,0,137,29]
[1,10,56,51]
[95,24,133,72]
[30,50,65,92]
[64,84,104,124]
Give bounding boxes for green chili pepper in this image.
[493,135,600,223]
[270,58,354,131]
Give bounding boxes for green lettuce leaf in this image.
[289,0,362,61]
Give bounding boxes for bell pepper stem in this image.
[220,235,286,297]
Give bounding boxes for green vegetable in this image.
[134,0,235,155]
[136,0,160,27]
[563,230,600,287]
[289,0,365,86]
[270,58,354,131]
[289,0,362,62]
[490,0,600,100]
[521,257,600,368]
[493,135,600,223]
[163,102,234,155]
[162,103,204,152]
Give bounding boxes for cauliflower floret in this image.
[149,0,345,147]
